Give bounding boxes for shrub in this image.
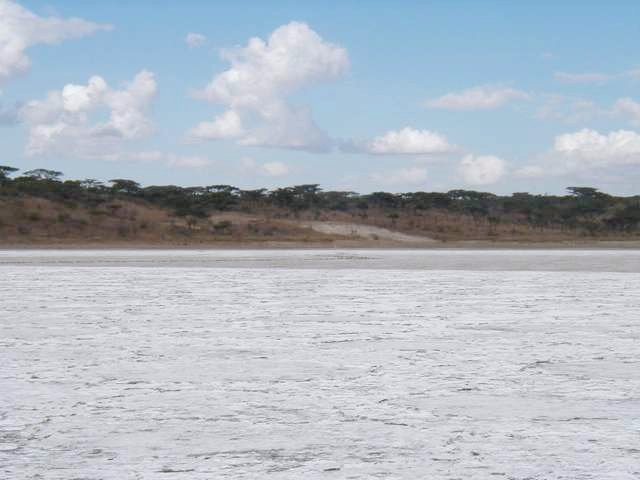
[212,220,233,234]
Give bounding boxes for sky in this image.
[1,0,640,195]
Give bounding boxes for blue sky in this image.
[2,1,640,194]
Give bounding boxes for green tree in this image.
[110,179,141,195]
[0,165,19,180]
[24,169,63,181]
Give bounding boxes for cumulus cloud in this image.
[20,70,157,158]
[512,129,640,179]
[188,109,244,140]
[362,127,456,155]
[0,0,111,83]
[458,154,506,185]
[426,85,529,110]
[185,32,206,48]
[553,129,640,168]
[189,21,349,152]
[240,157,290,177]
[371,166,428,186]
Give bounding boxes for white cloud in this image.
[188,109,244,140]
[364,127,456,155]
[512,129,640,179]
[426,85,529,110]
[458,154,506,185]
[553,129,640,168]
[535,94,600,124]
[0,0,111,83]
[614,98,640,126]
[185,32,206,48]
[61,75,107,112]
[240,157,290,177]
[371,166,428,186]
[554,72,612,84]
[20,70,157,158]
[190,21,349,152]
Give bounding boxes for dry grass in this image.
[1,195,638,246]
[0,196,341,245]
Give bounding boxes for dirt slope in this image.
[302,221,437,243]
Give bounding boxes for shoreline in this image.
[2,239,640,250]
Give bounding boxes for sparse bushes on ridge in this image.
[1,164,639,238]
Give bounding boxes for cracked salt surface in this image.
[1,250,640,479]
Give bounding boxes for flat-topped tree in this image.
[567,186,608,199]
[109,179,141,195]
[203,185,239,211]
[23,169,63,181]
[0,166,19,186]
[0,165,19,179]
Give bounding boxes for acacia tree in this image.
[23,169,63,181]
[80,179,105,190]
[0,165,19,184]
[109,179,141,195]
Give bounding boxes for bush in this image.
[212,220,232,234]
[89,209,108,216]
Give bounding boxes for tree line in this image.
[1,165,639,233]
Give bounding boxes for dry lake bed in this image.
[1,249,640,479]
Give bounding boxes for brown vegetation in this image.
[2,194,639,247]
[0,196,344,246]
[1,166,639,246]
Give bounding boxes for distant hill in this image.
[1,166,640,246]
